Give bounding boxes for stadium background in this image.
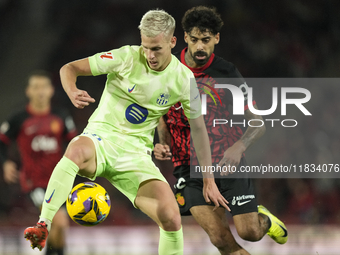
[1,0,340,254]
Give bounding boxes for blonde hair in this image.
[138,9,175,38]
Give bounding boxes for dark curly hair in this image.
[182,6,224,35]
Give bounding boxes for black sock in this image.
[45,245,64,255]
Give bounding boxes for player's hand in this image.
[68,89,95,109]
[3,160,19,184]
[153,143,172,160]
[203,179,230,212]
[218,143,244,176]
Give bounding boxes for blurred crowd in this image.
[1,0,340,228]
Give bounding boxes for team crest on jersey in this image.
[175,193,185,206]
[156,93,171,105]
[50,120,61,134]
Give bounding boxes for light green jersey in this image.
[88,45,201,149]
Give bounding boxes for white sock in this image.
[39,218,51,232]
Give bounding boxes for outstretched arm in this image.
[60,58,96,109]
[219,104,266,169]
[190,115,230,211]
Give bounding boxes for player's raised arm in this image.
[190,116,230,212]
[60,58,95,109]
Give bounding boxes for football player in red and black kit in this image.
[0,70,77,255]
[155,6,288,254]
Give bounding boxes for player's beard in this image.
[192,50,210,66]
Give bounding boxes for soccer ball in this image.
[66,182,111,226]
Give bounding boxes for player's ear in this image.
[170,36,177,49]
[184,32,189,43]
[215,33,220,45]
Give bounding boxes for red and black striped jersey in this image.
[0,105,77,192]
[164,47,255,167]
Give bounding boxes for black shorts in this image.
[173,159,258,216]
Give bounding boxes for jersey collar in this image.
[27,104,51,116]
[180,47,215,73]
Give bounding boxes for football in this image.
[66,182,111,226]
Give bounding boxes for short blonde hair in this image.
[138,9,175,38]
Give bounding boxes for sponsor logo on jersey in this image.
[128,84,136,93]
[176,193,185,206]
[156,93,171,105]
[31,135,58,152]
[125,103,148,124]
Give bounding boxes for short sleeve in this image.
[88,45,133,76]
[181,75,202,120]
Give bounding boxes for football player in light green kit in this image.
[24,9,229,254]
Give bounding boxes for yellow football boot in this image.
[258,205,288,244]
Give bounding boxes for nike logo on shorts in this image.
[237,200,251,206]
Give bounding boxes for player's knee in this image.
[158,204,181,231]
[208,230,238,252]
[209,235,229,250]
[160,211,181,230]
[237,225,262,242]
[64,143,92,167]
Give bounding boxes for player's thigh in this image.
[233,211,259,228]
[135,179,180,227]
[109,146,169,206]
[65,135,97,177]
[190,206,231,237]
